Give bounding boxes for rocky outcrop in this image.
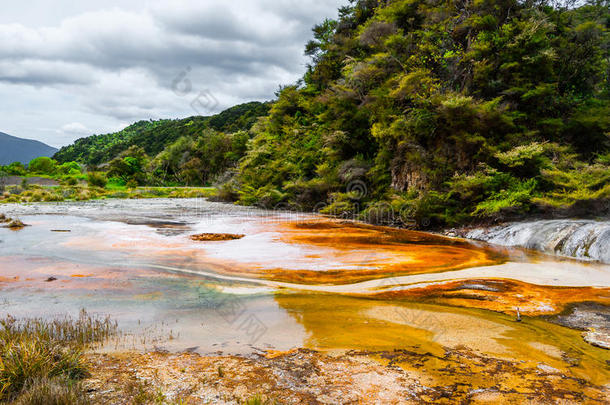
[467,219,610,263]
[390,144,428,191]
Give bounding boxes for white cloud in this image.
[60,122,91,136]
[0,0,345,147]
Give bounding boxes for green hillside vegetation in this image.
[53,102,270,167]
[231,0,610,227]
[38,101,268,190]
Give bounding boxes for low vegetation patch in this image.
[0,310,116,403]
[0,184,216,205]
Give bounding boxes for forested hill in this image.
[231,0,610,227]
[53,102,270,165]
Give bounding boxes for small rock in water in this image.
[45,277,58,282]
[582,328,610,350]
[444,229,458,237]
[7,219,27,229]
[189,233,245,242]
[536,363,561,374]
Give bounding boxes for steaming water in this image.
[467,220,610,263]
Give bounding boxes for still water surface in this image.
[1,199,608,384]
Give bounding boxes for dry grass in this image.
[0,310,116,403]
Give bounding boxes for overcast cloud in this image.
[0,0,344,148]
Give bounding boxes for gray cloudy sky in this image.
[0,0,344,148]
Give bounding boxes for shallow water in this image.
[1,199,609,385]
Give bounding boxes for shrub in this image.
[28,157,57,175]
[474,179,538,218]
[56,162,82,176]
[107,177,126,187]
[319,192,358,219]
[4,162,27,176]
[61,177,79,186]
[86,172,107,188]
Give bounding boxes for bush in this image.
[28,157,57,175]
[61,177,79,186]
[56,162,82,176]
[3,162,27,176]
[319,192,358,219]
[106,177,126,188]
[86,172,107,188]
[474,179,538,218]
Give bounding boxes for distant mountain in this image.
[0,132,58,165]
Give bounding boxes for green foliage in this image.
[232,0,610,227]
[474,179,539,217]
[13,376,90,405]
[2,162,26,176]
[149,129,248,186]
[87,172,108,188]
[28,157,57,175]
[61,176,79,186]
[56,161,82,176]
[10,0,609,227]
[0,183,217,204]
[53,102,270,165]
[107,146,148,185]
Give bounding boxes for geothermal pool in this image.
[1,199,609,387]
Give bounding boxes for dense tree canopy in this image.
[232,0,610,226]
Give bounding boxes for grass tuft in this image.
[0,310,116,402]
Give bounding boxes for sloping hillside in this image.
[233,0,610,227]
[53,102,270,165]
[0,132,58,165]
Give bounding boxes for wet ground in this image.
[0,199,609,402]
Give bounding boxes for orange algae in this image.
[255,220,506,284]
[141,219,506,285]
[375,278,610,316]
[54,217,510,286]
